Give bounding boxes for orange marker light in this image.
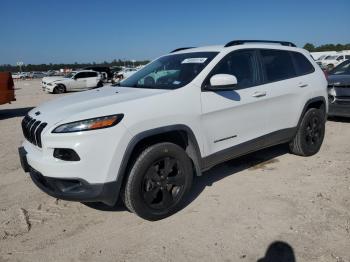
[89,116,118,129]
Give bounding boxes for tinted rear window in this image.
[291,52,315,75]
[260,49,296,82]
[86,72,97,77]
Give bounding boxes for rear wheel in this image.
[289,108,325,156]
[122,142,193,220]
[97,81,103,88]
[53,84,66,94]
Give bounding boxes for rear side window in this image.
[86,72,97,77]
[75,72,86,79]
[291,52,315,76]
[260,49,296,82]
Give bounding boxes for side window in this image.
[75,72,85,79]
[291,52,315,76]
[260,49,296,82]
[337,56,344,61]
[207,50,257,88]
[346,55,350,60]
[86,72,97,77]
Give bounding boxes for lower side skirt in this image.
[201,127,296,171]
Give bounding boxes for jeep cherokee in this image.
[19,40,328,220]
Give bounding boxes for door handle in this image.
[298,83,308,88]
[252,91,267,98]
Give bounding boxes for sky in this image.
[1,0,349,65]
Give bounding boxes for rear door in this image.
[200,49,270,155]
[257,49,314,134]
[85,72,98,88]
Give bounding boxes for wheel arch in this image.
[297,96,327,129]
[112,125,202,204]
[55,83,67,92]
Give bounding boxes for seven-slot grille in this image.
[21,115,47,148]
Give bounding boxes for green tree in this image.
[303,43,315,52]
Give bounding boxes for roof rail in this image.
[224,40,296,48]
[170,47,195,53]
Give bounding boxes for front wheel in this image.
[289,108,325,156]
[122,142,193,220]
[97,81,103,88]
[53,84,66,94]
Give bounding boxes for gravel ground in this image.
[0,79,349,262]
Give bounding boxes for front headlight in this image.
[47,83,53,86]
[52,114,124,133]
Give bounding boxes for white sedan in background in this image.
[321,54,350,70]
[114,68,138,82]
[42,70,103,94]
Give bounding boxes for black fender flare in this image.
[110,124,202,205]
[295,96,327,133]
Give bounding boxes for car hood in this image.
[28,86,170,125]
[42,76,65,83]
[328,74,350,87]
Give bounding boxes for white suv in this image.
[42,70,103,94]
[19,40,328,220]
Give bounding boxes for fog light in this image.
[53,148,80,161]
[328,95,336,104]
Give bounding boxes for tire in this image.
[97,81,103,88]
[289,108,325,156]
[122,142,193,220]
[53,84,66,94]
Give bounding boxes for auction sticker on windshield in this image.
[181,58,208,64]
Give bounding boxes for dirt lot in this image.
[0,79,349,262]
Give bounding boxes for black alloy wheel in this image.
[142,157,185,210]
[122,142,193,220]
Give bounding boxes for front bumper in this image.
[328,102,350,117]
[328,87,350,117]
[18,146,119,205]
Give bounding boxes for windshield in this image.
[119,52,218,89]
[330,60,350,75]
[65,72,75,78]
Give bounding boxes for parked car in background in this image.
[311,51,337,61]
[42,70,103,94]
[0,72,15,105]
[316,55,332,66]
[83,66,113,82]
[29,72,47,79]
[327,60,350,117]
[321,54,350,70]
[114,67,138,81]
[12,72,28,80]
[19,40,327,220]
[12,73,22,80]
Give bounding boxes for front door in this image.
[71,72,87,91]
[200,49,269,156]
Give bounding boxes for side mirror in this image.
[207,74,237,91]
